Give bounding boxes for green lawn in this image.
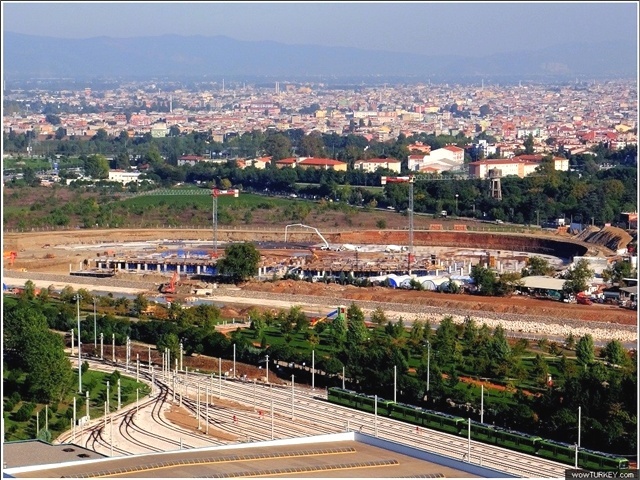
[3,367,150,442]
[119,192,299,210]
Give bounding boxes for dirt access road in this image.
[3,228,636,326]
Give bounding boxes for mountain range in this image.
[3,32,637,82]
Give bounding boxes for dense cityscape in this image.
[3,79,637,158]
[2,2,638,479]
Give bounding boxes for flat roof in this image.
[519,275,566,291]
[5,434,494,478]
[3,440,106,469]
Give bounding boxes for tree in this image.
[563,259,595,294]
[575,334,595,368]
[601,340,626,366]
[523,133,535,155]
[4,303,73,402]
[55,126,67,140]
[45,114,61,125]
[602,260,635,285]
[132,293,149,316]
[263,133,292,161]
[346,303,368,347]
[371,307,387,326]
[216,242,261,283]
[521,256,554,277]
[83,154,109,179]
[471,264,497,296]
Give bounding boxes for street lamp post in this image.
[93,298,97,348]
[311,350,315,390]
[455,194,459,215]
[100,333,103,360]
[265,355,269,383]
[233,344,236,378]
[575,406,582,468]
[270,384,274,440]
[481,384,484,424]
[426,341,431,394]
[393,365,397,403]
[291,374,295,420]
[74,294,83,393]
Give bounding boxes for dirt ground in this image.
[4,229,636,326]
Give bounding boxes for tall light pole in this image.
[575,405,582,468]
[426,341,431,394]
[179,342,183,371]
[381,175,415,273]
[455,194,459,215]
[342,366,345,390]
[374,395,378,437]
[100,333,104,360]
[93,298,97,348]
[211,188,239,257]
[270,384,274,440]
[480,384,484,424]
[74,294,83,393]
[311,350,315,390]
[233,343,236,378]
[265,354,269,383]
[291,374,295,420]
[393,365,397,403]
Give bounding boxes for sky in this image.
[2,1,638,57]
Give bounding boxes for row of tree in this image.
[5,281,637,453]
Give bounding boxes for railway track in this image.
[69,358,569,477]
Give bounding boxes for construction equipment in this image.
[3,251,17,267]
[160,271,179,294]
[576,292,593,305]
[310,306,346,327]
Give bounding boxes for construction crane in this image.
[381,173,487,272]
[381,176,416,273]
[212,188,240,257]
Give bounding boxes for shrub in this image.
[14,402,36,422]
[4,399,16,412]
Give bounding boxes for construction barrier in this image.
[453,224,468,231]
[429,224,443,230]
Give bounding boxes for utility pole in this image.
[393,365,397,403]
[426,341,431,394]
[75,294,82,393]
[381,176,415,273]
[312,350,315,390]
[211,188,239,257]
[93,299,97,348]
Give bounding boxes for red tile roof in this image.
[299,157,346,166]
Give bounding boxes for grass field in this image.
[119,192,304,210]
[3,367,150,442]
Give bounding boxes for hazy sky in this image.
[3,2,637,56]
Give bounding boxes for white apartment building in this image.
[354,158,401,173]
[108,170,144,184]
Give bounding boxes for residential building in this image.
[354,158,401,173]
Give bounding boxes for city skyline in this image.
[2,1,638,58]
